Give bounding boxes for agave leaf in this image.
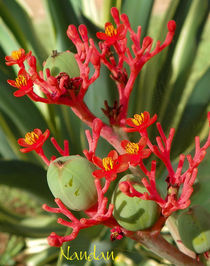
[44,0,80,52]
[160,0,209,130]
[0,205,63,237]
[0,0,47,64]
[0,69,59,159]
[0,28,19,76]
[26,246,59,266]
[135,0,192,115]
[190,148,210,211]
[0,111,23,159]
[0,160,53,203]
[122,0,154,42]
[171,68,210,158]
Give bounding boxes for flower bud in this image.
[47,155,97,211]
[178,205,210,254]
[112,174,160,231]
[43,51,80,79]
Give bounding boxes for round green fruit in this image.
[47,155,97,211]
[112,174,160,231]
[43,51,80,78]
[178,205,210,254]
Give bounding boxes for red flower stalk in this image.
[83,118,103,161]
[5,48,31,67]
[7,69,34,97]
[121,136,151,166]
[96,22,126,45]
[92,150,129,181]
[18,129,50,153]
[43,179,114,247]
[125,112,157,133]
[18,129,70,165]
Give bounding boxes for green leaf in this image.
[0,160,53,203]
[135,0,192,115]
[44,0,80,52]
[160,0,209,130]
[0,0,47,64]
[0,72,49,133]
[190,148,210,211]
[171,68,210,157]
[26,246,59,266]
[122,0,154,42]
[0,70,58,160]
[0,204,64,237]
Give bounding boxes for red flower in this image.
[96,22,125,45]
[121,136,151,166]
[92,150,128,181]
[7,69,34,97]
[110,226,124,241]
[125,111,157,133]
[18,129,50,153]
[5,48,31,67]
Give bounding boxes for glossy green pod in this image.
[47,156,97,211]
[178,205,210,254]
[43,51,80,78]
[112,174,160,231]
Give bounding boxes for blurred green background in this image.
[0,0,209,265]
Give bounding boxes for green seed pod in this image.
[112,174,160,231]
[177,205,210,254]
[43,51,80,78]
[47,155,97,211]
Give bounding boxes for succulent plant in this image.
[112,174,160,231]
[47,155,97,211]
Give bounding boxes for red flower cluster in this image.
[7,6,210,253]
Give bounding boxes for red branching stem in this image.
[142,123,175,183]
[43,178,114,247]
[102,180,111,194]
[37,148,50,166]
[51,137,70,156]
[70,101,124,153]
[83,118,103,161]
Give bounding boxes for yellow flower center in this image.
[105,24,117,37]
[102,157,114,171]
[11,50,22,60]
[24,132,39,145]
[15,75,27,88]
[131,113,145,126]
[125,142,139,154]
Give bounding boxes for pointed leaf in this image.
[0,160,53,203]
[0,0,47,64]
[44,0,80,52]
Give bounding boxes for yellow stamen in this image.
[125,142,139,154]
[105,24,117,37]
[11,49,22,60]
[102,157,114,171]
[24,132,39,145]
[15,75,27,88]
[131,113,145,126]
